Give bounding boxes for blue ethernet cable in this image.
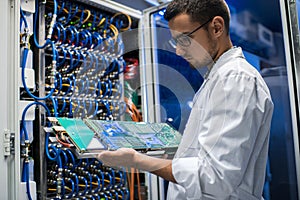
[100,193,108,200]
[57,22,67,43]
[65,149,75,170]
[77,78,86,95]
[84,77,90,96]
[45,132,60,162]
[90,53,99,76]
[125,188,130,200]
[65,4,78,25]
[110,101,117,117]
[49,96,58,117]
[105,191,113,200]
[91,32,103,49]
[20,102,50,200]
[56,46,67,67]
[57,1,65,15]
[52,23,61,43]
[73,98,80,116]
[81,100,87,118]
[88,79,97,97]
[86,99,93,116]
[110,168,116,185]
[100,81,108,98]
[95,78,101,97]
[68,98,73,118]
[91,11,98,29]
[103,58,117,77]
[78,50,87,74]
[96,54,107,74]
[122,170,127,187]
[64,178,75,199]
[72,173,79,196]
[118,188,125,199]
[64,76,74,96]
[105,37,114,54]
[60,149,68,168]
[104,17,110,31]
[47,145,65,198]
[90,196,96,200]
[58,98,67,115]
[69,74,77,96]
[21,101,51,141]
[112,190,119,200]
[116,170,124,188]
[92,99,99,118]
[72,49,81,69]
[85,51,94,71]
[61,176,66,198]
[20,9,28,31]
[21,158,27,182]
[93,174,101,193]
[34,0,57,48]
[115,59,123,78]
[107,79,113,97]
[78,6,86,27]
[78,30,89,48]
[94,168,105,191]
[65,26,79,46]
[24,159,32,200]
[65,26,75,44]
[84,171,93,193]
[22,30,55,100]
[103,100,113,119]
[66,49,74,73]
[94,194,101,200]
[58,23,67,42]
[104,171,113,190]
[79,29,92,48]
[78,176,88,196]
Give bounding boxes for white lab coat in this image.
[167,47,274,200]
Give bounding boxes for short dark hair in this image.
[164,0,230,34]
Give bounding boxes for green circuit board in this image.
[50,117,182,155]
[84,119,182,150]
[56,118,95,151]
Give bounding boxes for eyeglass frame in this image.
[169,17,214,48]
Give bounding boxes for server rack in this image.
[1,0,152,199]
[25,0,144,199]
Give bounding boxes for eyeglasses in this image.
[169,18,213,48]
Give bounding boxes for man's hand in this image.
[97,148,177,183]
[97,148,138,169]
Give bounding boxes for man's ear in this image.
[211,16,225,37]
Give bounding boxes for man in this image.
[98,0,274,199]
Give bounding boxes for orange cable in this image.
[130,168,135,200]
[136,169,142,200]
